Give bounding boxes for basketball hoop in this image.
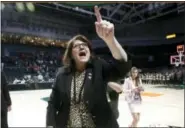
[170,45,185,66]
[178,51,184,65]
[178,52,183,56]
[175,62,180,67]
[177,45,184,53]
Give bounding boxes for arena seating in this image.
[2,51,185,90]
[140,66,185,88]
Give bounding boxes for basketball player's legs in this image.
[129,113,138,127]
[136,113,140,124]
[128,104,141,127]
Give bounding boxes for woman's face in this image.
[131,69,138,79]
[72,40,90,64]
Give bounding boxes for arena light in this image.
[26,3,35,12]
[15,3,25,12]
[166,34,176,39]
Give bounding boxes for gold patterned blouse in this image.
[67,71,95,128]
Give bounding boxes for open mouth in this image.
[79,51,86,57]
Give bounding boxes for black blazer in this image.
[1,71,12,112]
[46,58,131,128]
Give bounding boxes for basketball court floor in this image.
[8,85,184,127]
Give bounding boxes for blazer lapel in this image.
[83,67,93,103]
[64,68,73,100]
[63,64,94,104]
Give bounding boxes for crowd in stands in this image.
[1,51,62,84]
[140,66,185,87]
[2,51,185,88]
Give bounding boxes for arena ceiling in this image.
[35,2,185,26]
[2,3,184,29]
[1,2,185,47]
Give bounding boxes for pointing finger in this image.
[94,6,102,23]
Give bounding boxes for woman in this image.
[46,6,131,128]
[123,67,144,127]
